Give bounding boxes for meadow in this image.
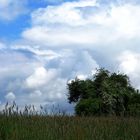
[0,114,140,140]
[0,102,139,140]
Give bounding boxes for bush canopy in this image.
[67,68,140,116]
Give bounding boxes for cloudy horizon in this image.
[0,0,140,113]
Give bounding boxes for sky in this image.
[0,0,140,113]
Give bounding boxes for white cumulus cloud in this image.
[5,92,16,101]
[22,0,140,47]
[25,67,57,88]
[118,51,140,89]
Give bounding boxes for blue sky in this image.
[0,0,47,40]
[0,0,140,113]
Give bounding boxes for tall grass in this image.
[0,102,139,140]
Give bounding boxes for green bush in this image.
[68,68,140,116]
[75,98,102,116]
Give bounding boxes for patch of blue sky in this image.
[46,0,79,5]
[27,0,47,9]
[0,15,30,41]
[0,0,47,41]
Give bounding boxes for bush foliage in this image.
[67,68,140,116]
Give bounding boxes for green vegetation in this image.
[67,68,140,116]
[0,115,140,140]
[0,99,139,140]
